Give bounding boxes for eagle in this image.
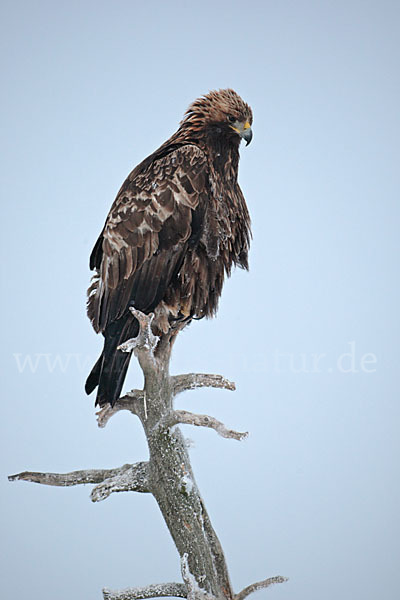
[86,89,253,407]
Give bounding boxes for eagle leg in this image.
[118,309,158,355]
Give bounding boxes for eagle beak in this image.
[230,120,253,145]
[241,122,253,146]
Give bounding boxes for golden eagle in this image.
[86,89,253,407]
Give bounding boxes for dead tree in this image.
[9,309,287,600]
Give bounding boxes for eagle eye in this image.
[228,115,236,123]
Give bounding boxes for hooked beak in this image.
[241,122,253,146]
[230,120,253,146]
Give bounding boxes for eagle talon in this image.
[113,308,158,355]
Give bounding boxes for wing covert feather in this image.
[87,145,209,332]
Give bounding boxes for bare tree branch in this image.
[160,410,248,441]
[97,374,236,428]
[10,308,286,599]
[172,374,236,397]
[9,465,133,486]
[234,576,289,600]
[9,462,150,499]
[91,462,150,502]
[96,391,144,428]
[103,583,187,600]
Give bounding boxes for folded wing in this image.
[87,144,209,334]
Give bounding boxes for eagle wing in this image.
[87,144,209,333]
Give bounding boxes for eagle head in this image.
[181,89,253,146]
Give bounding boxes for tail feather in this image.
[85,314,139,407]
[85,354,103,395]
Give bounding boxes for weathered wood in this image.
[9,311,287,599]
[171,373,236,396]
[102,582,187,600]
[129,317,233,600]
[8,463,148,488]
[160,410,248,441]
[234,576,289,600]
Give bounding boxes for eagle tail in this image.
[85,315,139,407]
[85,354,103,396]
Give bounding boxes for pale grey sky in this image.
[1,1,399,599]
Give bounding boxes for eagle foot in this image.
[118,309,159,355]
[96,405,117,428]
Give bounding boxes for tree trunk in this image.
[9,309,287,600]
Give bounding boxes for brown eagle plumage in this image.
[86,89,253,407]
